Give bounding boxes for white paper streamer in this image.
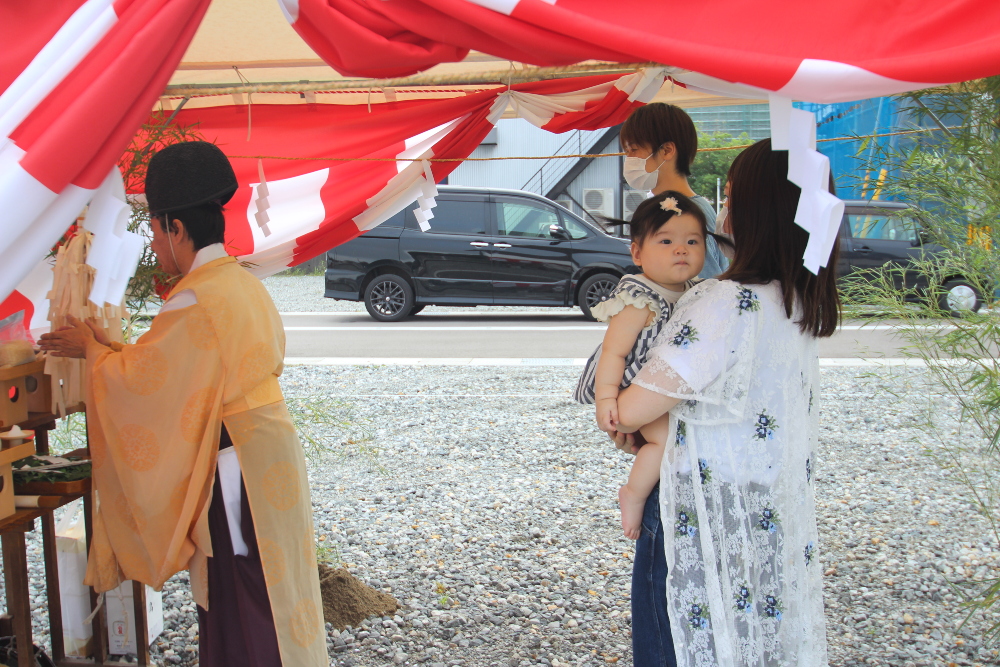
[769,95,845,274]
[413,160,438,232]
[254,159,272,237]
[84,167,144,307]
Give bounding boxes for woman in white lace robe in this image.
[615,139,839,666]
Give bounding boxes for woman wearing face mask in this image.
[620,103,729,280]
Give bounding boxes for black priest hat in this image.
[145,141,238,216]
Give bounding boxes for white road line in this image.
[279,311,577,316]
[281,319,956,332]
[837,324,956,331]
[306,394,569,398]
[284,357,978,367]
[285,357,588,366]
[284,326,605,331]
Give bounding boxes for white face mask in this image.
[623,152,664,191]
[715,206,735,260]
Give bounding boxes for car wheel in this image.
[409,304,426,316]
[938,279,982,316]
[578,273,620,320]
[364,274,414,322]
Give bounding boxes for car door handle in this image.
[469,242,489,247]
[855,245,873,253]
[493,243,512,248]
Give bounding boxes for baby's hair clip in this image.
[660,197,681,215]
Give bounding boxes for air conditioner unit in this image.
[553,198,573,213]
[582,188,614,222]
[623,189,648,221]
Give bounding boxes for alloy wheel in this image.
[370,280,407,317]
[585,278,618,309]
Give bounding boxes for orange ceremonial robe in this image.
[83,256,326,665]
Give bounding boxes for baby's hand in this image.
[595,398,619,433]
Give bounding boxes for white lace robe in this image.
[633,279,827,666]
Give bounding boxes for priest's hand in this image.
[84,318,111,346]
[38,315,104,358]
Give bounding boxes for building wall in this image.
[450,98,910,217]
[447,119,605,193]
[561,135,623,221]
[688,104,771,140]
[797,97,902,199]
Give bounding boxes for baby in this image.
[575,191,731,538]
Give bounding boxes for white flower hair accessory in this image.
[660,197,682,215]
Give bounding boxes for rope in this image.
[226,152,621,162]
[224,125,958,164]
[161,87,500,101]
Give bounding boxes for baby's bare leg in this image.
[618,415,669,540]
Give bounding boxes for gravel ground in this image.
[4,275,999,665]
[262,275,581,315]
[3,365,999,666]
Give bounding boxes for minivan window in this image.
[558,212,590,240]
[495,200,561,239]
[408,199,488,235]
[848,212,918,242]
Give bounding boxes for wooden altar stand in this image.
[0,410,152,667]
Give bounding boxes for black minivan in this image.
[325,186,637,321]
[837,199,984,313]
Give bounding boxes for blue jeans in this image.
[631,483,677,667]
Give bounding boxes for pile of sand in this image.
[318,563,400,630]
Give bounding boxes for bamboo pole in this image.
[163,62,666,98]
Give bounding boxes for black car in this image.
[836,199,984,313]
[325,186,637,321]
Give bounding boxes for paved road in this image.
[281,311,934,360]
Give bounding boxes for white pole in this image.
[716,177,721,214]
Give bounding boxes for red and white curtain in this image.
[279,0,998,274]
[0,0,210,331]
[282,0,1000,103]
[156,69,664,277]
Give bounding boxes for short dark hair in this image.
[721,138,841,338]
[154,203,226,250]
[603,191,733,254]
[619,103,699,176]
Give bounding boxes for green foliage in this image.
[316,538,345,568]
[117,110,208,335]
[13,456,91,484]
[434,581,455,608]
[48,412,89,455]
[690,132,753,205]
[285,395,384,472]
[841,77,1000,642]
[275,257,326,277]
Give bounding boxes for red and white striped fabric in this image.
[153,69,663,277]
[281,0,1000,103]
[0,0,210,325]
